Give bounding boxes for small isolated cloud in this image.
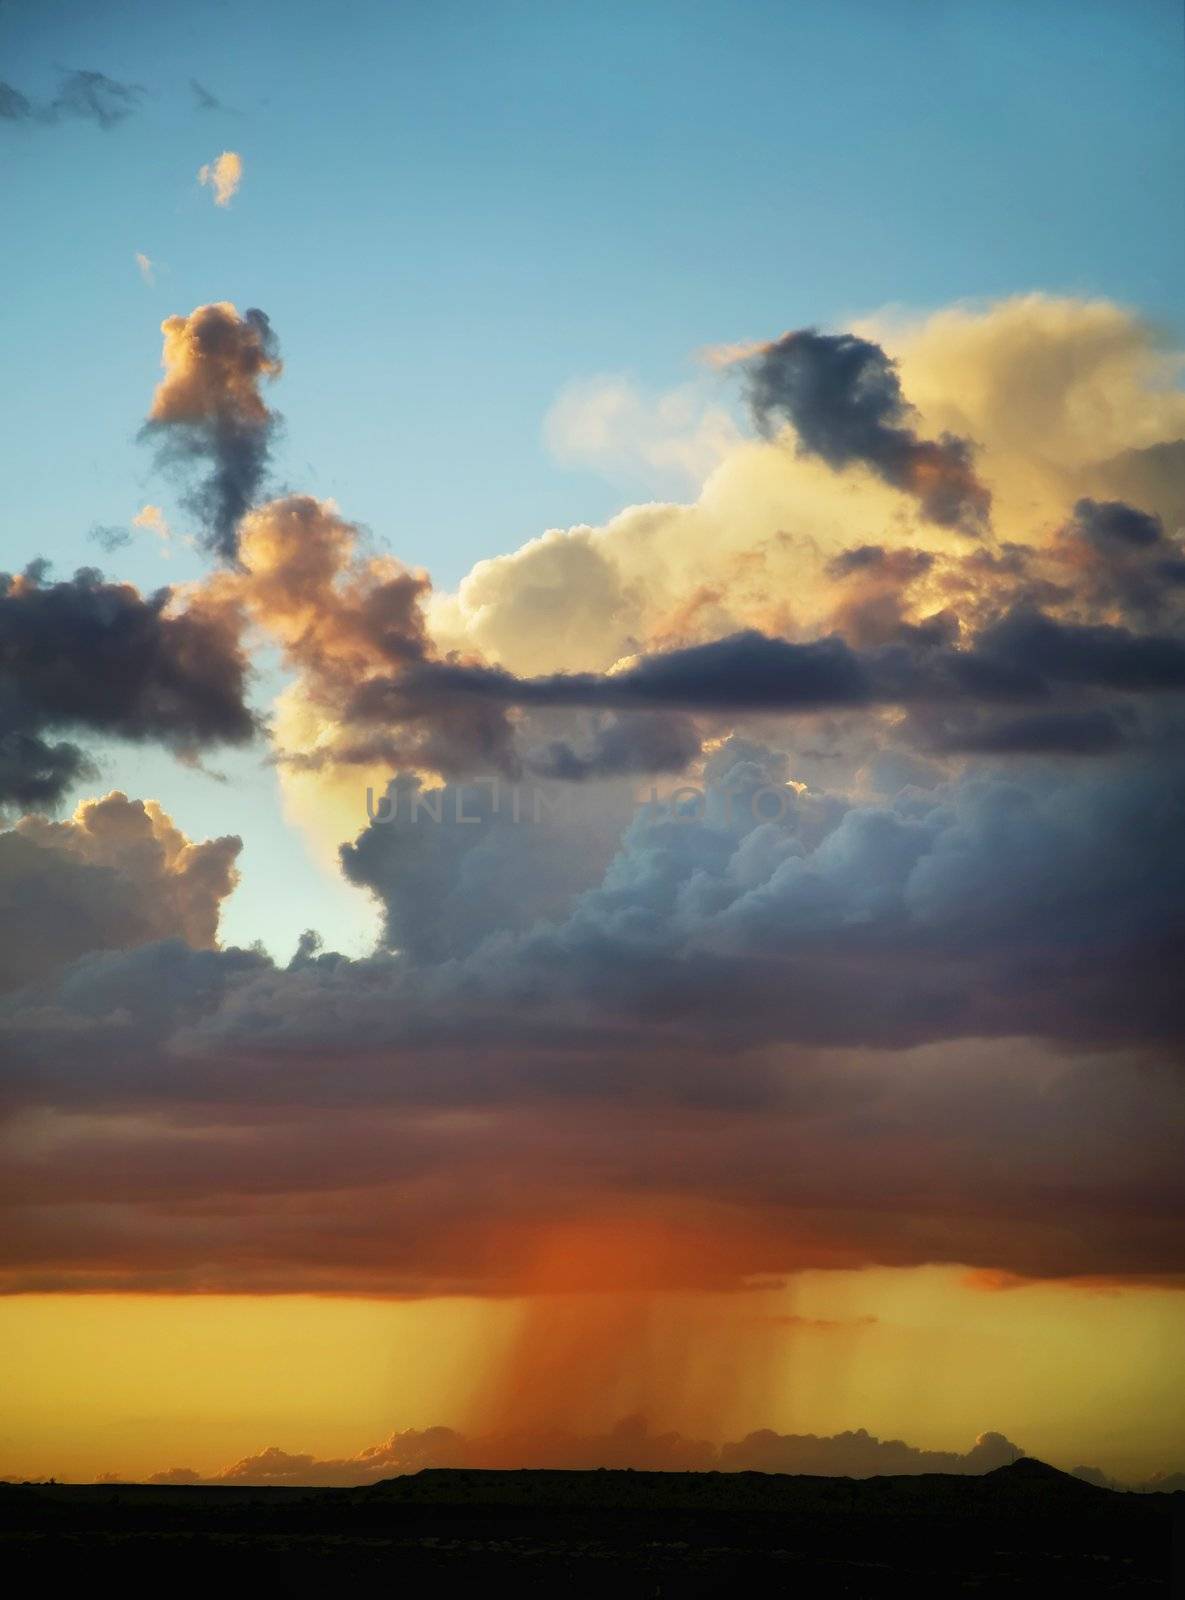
[189,79,221,112]
[134,252,154,286]
[88,524,132,554]
[198,150,242,207]
[140,302,282,559]
[132,504,172,547]
[88,506,176,557]
[0,82,34,121]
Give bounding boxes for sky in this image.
[1,0,1185,1486]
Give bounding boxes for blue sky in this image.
[3,0,1184,955]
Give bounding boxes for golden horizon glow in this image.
[3,1268,1183,1485]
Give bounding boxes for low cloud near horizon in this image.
[120,1420,1027,1486]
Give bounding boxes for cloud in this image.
[88,507,174,559]
[545,376,742,491]
[5,290,1185,1313]
[198,150,242,207]
[0,70,144,130]
[0,561,255,808]
[426,299,1185,699]
[1058,496,1185,622]
[87,524,132,554]
[1091,441,1185,536]
[194,496,521,859]
[0,734,95,813]
[736,329,992,534]
[5,731,1185,1293]
[0,793,240,990]
[132,504,173,547]
[189,79,222,112]
[134,252,154,287]
[926,707,1128,757]
[367,608,1185,730]
[340,772,628,963]
[720,1427,1023,1478]
[141,1421,1023,1485]
[1071,497,1164,550]
[525,711,703,781]
[0,82,34,121]
[141,302,281,559]
[380,630,876,714]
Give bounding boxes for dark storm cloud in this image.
[930,708,1129,757]
[368,610,1185,731]
[741,329,992,533]
[826,544,935,581]
[0,732,95,810]
[1057,497,1185,622]
[0,69,144,128]
[0,564,255,806]
[362,631,877,717]
[141,304,282,561]
[341,773,625,963]
[3,736,1185,1294]
[977,610,1185,691]
[4,935,1185,1292]
[12,741,1185,1083]
[1071,497,1164,550]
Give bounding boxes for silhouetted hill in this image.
[2,1462,1179,1593]
[990,1455,1100,1485]
[980,1455,1117,1502]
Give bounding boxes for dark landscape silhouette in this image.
[3,1457,1180,1593]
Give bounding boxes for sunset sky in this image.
[2,0,1184,1488]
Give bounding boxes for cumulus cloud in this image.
[424,298,1185,693]
[141,302,281,558]
[198,150,242,207]
[341,771,629,962]
[5,289,1185,1314]
[190,495,521,855]
[0,562,254,809]
[0,793,240,990]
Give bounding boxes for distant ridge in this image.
[986,1457,1109,1492]
[989,1457,1094,1482]
[356,1458,1122,1511]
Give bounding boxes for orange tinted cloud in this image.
[198,150,243,207]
